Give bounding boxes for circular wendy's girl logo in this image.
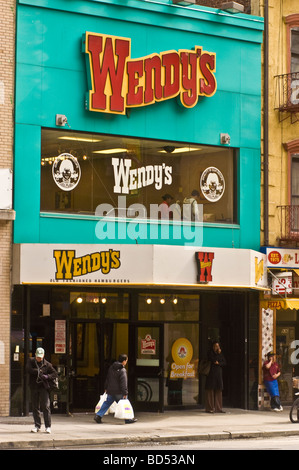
[52,153,81,191]
[171,338,193,365]
[200,167,225,202]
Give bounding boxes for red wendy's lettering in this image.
[85,33,130,113]
[83,32,217,115]
[195,252,215,283]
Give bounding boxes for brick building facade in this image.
[0,0,15,416]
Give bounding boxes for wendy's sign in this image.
[83,32,217,115]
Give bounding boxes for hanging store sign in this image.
[272,272,293,295]
[266,247,299,268]
[13,244,267,290]
[83,32,217,115]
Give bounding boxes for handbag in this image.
[198,359,211,376]
[114,399,134,420]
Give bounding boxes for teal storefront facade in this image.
[11,0,265,416]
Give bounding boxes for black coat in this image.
[205,350,226,391]
[105,361,128,396]
[26,357,58,390]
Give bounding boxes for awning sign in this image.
[13,244,267,290]
[272,272,292,295]
[266,248,299,268]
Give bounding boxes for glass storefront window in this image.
[276,309,299,404]
[137,378,158,402]
[138,294,199,322]
[41,129,237,223]
[164,323,199,406]
[70,292,128,319]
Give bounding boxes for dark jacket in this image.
[105,361,128,396]
[205,349,226,391]
[26,357,58,390]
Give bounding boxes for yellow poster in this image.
[170,338,195,379]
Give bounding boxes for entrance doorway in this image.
[276,322,297,405]
[68,321,128,412]
[129,324,164,412]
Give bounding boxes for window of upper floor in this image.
[275,15,299,116]
[40,128,237,224]
[287,14,299,74]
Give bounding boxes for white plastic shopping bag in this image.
[114,399,134,420]
[109,401,117,414]
[95,393,110,415]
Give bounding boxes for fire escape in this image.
[275,72,299,246]
[277,205,299,246]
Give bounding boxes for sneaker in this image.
[279,406,283,411]
[94,415,102,424]
[125,418,137,424]
[31,426,40,433]
[45,427,51,434]
[273,408,280,412]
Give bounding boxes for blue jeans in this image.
[264,380,281,409]
[96,394,123,417]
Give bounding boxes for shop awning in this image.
[282,299,299,310]
[261,298,299,310]
[12,243,268,290]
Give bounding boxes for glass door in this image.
[68,320,129,412]
[276,324,296,405]
[129,324,164,412]
[68,321,101,411]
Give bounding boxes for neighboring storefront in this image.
[260,247,299,408]
[11,1,264,415]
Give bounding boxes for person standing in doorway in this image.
[263,351,283,411]
[26,347,58,433]
[94,354,137,424]
[205,341,226,413]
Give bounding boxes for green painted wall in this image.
[14,0,263,249]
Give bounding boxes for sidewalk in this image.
[0,407,299,449]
